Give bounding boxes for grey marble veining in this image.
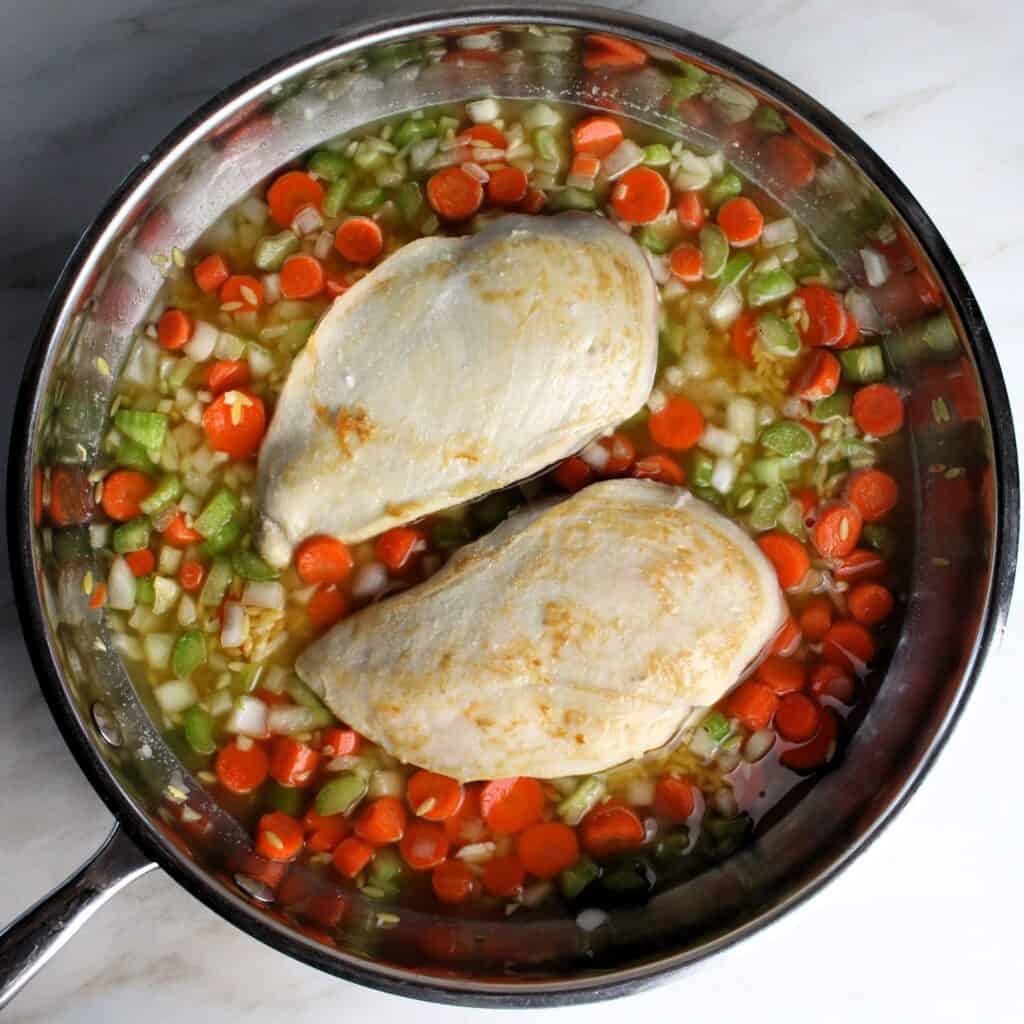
[1,1,1023,1022]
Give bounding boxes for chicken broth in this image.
[77,95,922,916]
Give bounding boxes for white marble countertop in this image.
[2,1,1023,1020]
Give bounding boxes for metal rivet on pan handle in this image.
[90,702,123,748]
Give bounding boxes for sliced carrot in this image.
[295,536,353,585]
[325,270,350,298]
[427,166,484,220]
[518,187,546,215]
[807,662,856,704]
[88,582,107,609]
[50,465,93,526]
[794,487,819,520]
[812,502,863,558]
[756,655,806,695]
[163,511,202,547]
[669,242,703,282]
[193,253,230,293]
[407,771,464,821]
[580,801,644,858]
[303,806,349,853]
[725,680,778,731]
[648,396,704,451]
[280,254,325,299]
[517,822,579,880]
[611,166,670,224]
[458,124,507,149]
[482,854,525,899]
[781,707,839,772]
[101,470,153,522]
[834,310,860,349]
[400,821,450,870]
[847,469,899,522]
[632,453,685,486]
[202,389,267,459]
[834,547,887,583]
[716,197,763,247]
[481,165,527,206]
[848,582,895,626]
[444,783,484,844]
[334,216,384,264]
[757,532,810,590]
[569,153,601,180]
[220,275,263,311]
[256,812,304,862]
[178,559,205,593]
[308,585,347,631]
[822,619,876,671]
[791,350,840,401]
[355,796,407,846]
[771,615,803,656]
[583,33,648,70]
[794,285,847,348]
[572,115,623,157]
[480,777,544,836]
[157,308,194,350]
[676,190,705,230]
[730,309,758,367]
[374,526,424,573]
[215,741,268,795]
[852,383,904,437]
[552,456,594,492]
[762,134,817,190]
[785,114,834,157]
[267,170,324,228]
[653,775,695,822]
[206,359,251,395]
[432,860,478,903]
[774,692,822,743]
[321,727,361,757]
[798,596,834,643]
[598,433,636,476]
[332,836,374,878]
[269,737,320,787]
[254,688,291,707]
[124,548,155,577]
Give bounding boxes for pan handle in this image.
[0,824,156,1010]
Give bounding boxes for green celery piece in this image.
[534,127,558,162]
[183,706,216,755]
[369,847,404,885]
[655,827,691,862]
[264,781,305,817]
[747,270,797,308]
[699,225,729,279]
[280,319,315,353]
[231,549,280,581]
[560,856,601,900]
[140,475,181,516]
[689,452,714,488]
[839,345,886,383]
[547,187,596,212]
[707,171,742,209]
[701,710,731,742]
[922,314,957,355]
[322,178,351,218]
[254,230,300,272]
[396,181,424,226]
[668,74,704,102]
[307,149,350,181]
[557,777,605,826]
[756,313,801,357]
[863,523,895,559]
[234,663,263,694]
[690,484,724,509]
[748,483,789,531]
[134,576,155,606]
[760,420,816,459]
[811,392,852,422]
[394,117,438,148]
[718,252,754,294]
[316,772,368,817]
[199,557,232,606]
[114,409,167,452]
[200,519,242,557]
[753,105,786,134]
[194,489,240,539]
[660,322,686,362]
[347,187,385,214]
[172,630,207,678]
[113,436,155,472]
[285,677,328,711]
[112,517,151,554]
[168,358,194,391]
[643,143,673,167]
[751,456,801,486]
[353,139,387,171]
[636,224,675,254]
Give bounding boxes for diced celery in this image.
[370,847,404,886]
[307,149,351,181]
[839,345,885,383]
[707,171,742,208]
[636,224,675,254]
[264,781,304,817]
[200,519,242,557]
[172,630,206,678]
[199,557,232,606]
[353,139,387,171]
[194,489,240,539]
[923,314,957,355]
[183,705,216,755]
[655,827,691,862]
[691,485,724,509]
[751,456,801,486]
[690,451,715,488]
[140,474,181,516]
[232,549,280,581]
[254,230,300,272]
[316,772,368,817]
[347,187,385,213]
[134,576,155,606]
[756,313,801,357]
[841,438,877,467]
[114,409,168,452]
[534,128,558,162]
[748,483,789,531]
[322,178,352,218]
[396,181,424,226]
[112,517,151,554]
[718,252,754,293]
[747,270,797,307]
[660,322,686,362]
[701,710,731,742]
[394,117,438,147]
[114,435,156,472]
[281,319,315,353]
[760,420,816,459]
[669,74,704,102]
[559,856,600,900]
[168,358,194,391]
[753,105,786,133]
[234,663,263,694]
[547,187,597,212]
[285,676,328,711]
[699,225,729,279]
[863,523,895,559]
[152,575,180,616]
[557,777,605,826]
[811,392,852,422]
[643,143,673,167]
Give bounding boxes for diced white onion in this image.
[107,557,136,611]
[672,150,712,192]
[845,288,885,335]
[143,633,175,670]
[711,456,738,494]
[214,332,246,361]
[761,217,799,248]
[155,679,198,713]
[352,562,388,599]
[152,576,180,616]
[603,139,645,180]
[267,705,324,735]
[262,665,289,694]
[239,196,269,225]
[409,137,440,170]
[576,908,609,932]
[184,321,218,362]
[712,787,738,817]
[861,247,890,287]
[177,593,197,627]
[242,581,285,611]
[744,728,776,763]
[208,690,232,717]
[706,150,727,177]
[757,403,778,428]
[89,523,110,549]
[227,695,268,737]
[456,841,497,864]
[247,344,275,379]
[708,286,744,328]
[313,230,334,261]
[521,103,561,130]
[158,545,183,576]
[220,601,247,648]
[111,632,144,661]
[688,724,720,760]
[466,97,501,123]
[625,778,655,807]
[643,249,671,285]
[368,769,406,799]
[122,338,161,389]
[291,204,323,236]
[458,31,500,50]
[700,424,740,457]
[725,397,758,443]
[782,397,809,420]
[461,161,489,183]
[579,441,610,472]
[261,273,281,304]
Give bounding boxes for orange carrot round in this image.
[571,115,623,157]
[219,274,264,311]
[653,775,695,822]
[774,692,822,743]
[480,777,544,836]
[798,595,834,642]
[256,812,304,862]
[648,396,704,451]
[157,308,194,350]
[610,166,670,224]
[124,548,155,578]
[206,359,251,395]
[303,806,349,853]
[354,796,407,846]
[101,470,153,522]
[632,453,685,486]
[848,582,895,626]
[295,536,353,585]
[580,801,644,858]
[669,242,703,282]
[771,616,803,656]
[334,216,384,263]
[834,547,887,583]
[374,526,424,573]
[756,655,806,695]
[852,383,904,437]
[812,502,863,558]
[676,190,705,230]
[552,456,594,492]
[730,309,758,367]
[794,285,847,347]
[427,166,484,220]
[781,707,839,772]
[757,532,810,590]
[583,33,648,70]
[517,822,579,879]
[785,114,834,157]
[791,350,840,401]
[762,134,817,190]
[332,836,374,878]
[598,433,636,476]
[432,859,478,903]
[202,389,267,459]
[482,854,526,898]
[725,680,778,731]
[400,821,450,870]
[822,620,876,671]
[163,511,202,548]
[407,771,464,821]
[716,197,763,247]
[487,165,528,205]
[215,741,269,795]
[280,254,325,299]
[269,737,320,788]
[807,662,856,704]
[459,124,507,149]
[178,559,205,593]
[193,253,230,293]
[267,170,325,227]
[307,585,347,631]
[847,469,899,522]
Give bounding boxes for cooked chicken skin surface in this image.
[297,480,787,781]
[255,212,658,567]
